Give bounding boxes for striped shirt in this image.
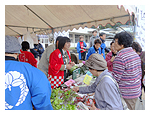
[111,47,142,99]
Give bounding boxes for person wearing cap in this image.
[18,41,37,68]
[30,36,44,60]
[38,36,62,77]
[5,35,53,110]
[89,30,100,47]
[86,39,102,60]
[73,53,123,110]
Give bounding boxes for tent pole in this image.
[5,25,48,30]
[110,18,127,32]
[52,28,54,44]
[5,25,22,36]
[24,5,53,29]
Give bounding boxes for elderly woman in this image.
[112,32,142,110]
[131,41,145,100]
[48,37,75,89]
[105,40,117,71]
[73,53,123,110]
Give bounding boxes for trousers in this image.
[124,98,138,110]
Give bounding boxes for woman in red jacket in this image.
[19,41,37,67]
[48,37,75,89]
[105,40,117,71]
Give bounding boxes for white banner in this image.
[135,5,145,51]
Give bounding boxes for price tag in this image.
[83,74,92,85]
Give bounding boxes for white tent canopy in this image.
[5,5,134,36]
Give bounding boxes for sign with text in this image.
[135,5,145,51]
[83,71,93,85]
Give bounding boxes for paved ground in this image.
[135,88,145,110]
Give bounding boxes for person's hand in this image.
[72,86,79,92]
[111,56,115,62]
[114,50,117,54]
[70,61,75,66]
[89,102,99,110]
[66,64,73,70]
[101,53,103,56]
[34,49,38,51]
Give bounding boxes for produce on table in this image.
[69,65,78,74]
[50,87,79,110]
[51,78,96,110]
[80,64,89,75]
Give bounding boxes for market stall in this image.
[50,63,97,110]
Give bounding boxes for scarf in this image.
[100,37,105,43]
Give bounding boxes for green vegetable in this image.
[69,65,78,74]
[50,88,78,110]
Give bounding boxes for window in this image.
[45,39,48,44]
[70,38,73,43]
[85,35,88,42]
[69,34,73,38]
[75,35,80,43]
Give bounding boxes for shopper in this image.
[73,54,123,110]
[132,41,145,99]
[99,32,110,59]
[105,40,117,71]
[48,37,75,89]
[30,36,44,59]
[112,32,142,110]
[86,39,102,60]
[5,36,53,110]
[38,36,62,76]
[89,30,100,47]
[77,35,87,61]
[19,41,37,68]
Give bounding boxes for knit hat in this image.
[85,53,107,71]
[5,35,21,53]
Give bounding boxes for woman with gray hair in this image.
[73,53,123,110]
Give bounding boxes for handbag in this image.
[97,75,129,110]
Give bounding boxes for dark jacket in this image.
[30,43,44,59]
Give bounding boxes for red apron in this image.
[48,49,71,89]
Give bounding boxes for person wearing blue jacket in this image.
[86,39,102,60]
[30,36,44,59]
[5,35,53,110]
[77,36,87,61]
[99,33,110,59]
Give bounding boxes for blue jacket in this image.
[77,41,87,60]
[101,43,106,59]
[86,46,101,60]
[30,43,44,59]
[5,60,53,110]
